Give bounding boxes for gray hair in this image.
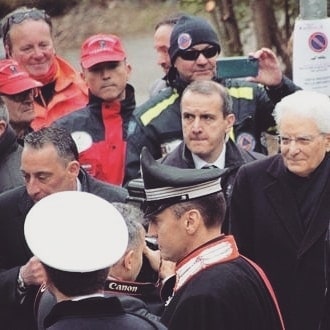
[0,103,9,123]
[2,7,52,57]
[112,202,145,251]
[273,90,330,133]
[181,80,233,117]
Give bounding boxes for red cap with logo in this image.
[80,34,126,69]
[0,59,42,95]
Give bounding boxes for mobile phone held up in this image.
[216,56,259,79]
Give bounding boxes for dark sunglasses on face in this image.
[178,46,219,61]
[3,89,35,103]
[2,8,51,42]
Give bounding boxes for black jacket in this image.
[44,296,166,329]
[0,169,128,330]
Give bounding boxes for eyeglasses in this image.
[178,46,219,61]
[2,89,34,103]
[2,8,51,42]
[278,133,324,146]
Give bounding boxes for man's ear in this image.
[0,120,7,136]
[80,66,87,81]
[184,209,201,235]
[5,44,11,58]
[123,250,134,271]
[324,133,330,152]
[67,160,80,177]
[225,113,235,134]
[126,63,132,78]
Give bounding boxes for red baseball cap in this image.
[0,59,42,95]
[80,34,127,69]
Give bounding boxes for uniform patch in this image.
[71,131,93,152]
[178,33,192,50]
[236,133,256,152]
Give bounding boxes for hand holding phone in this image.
[216,56,259,79]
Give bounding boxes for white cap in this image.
[24,191,128,272]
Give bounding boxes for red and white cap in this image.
[0,59,41,95]
[80,34,126,69]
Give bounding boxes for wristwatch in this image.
[17,270,27,291]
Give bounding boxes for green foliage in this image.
[180,0,204,14]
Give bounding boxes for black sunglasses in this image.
[178,46,219,61]
[2,89,34,103]
[2,9,51,42]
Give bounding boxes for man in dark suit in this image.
[0,126,128,330]
[160,80,265,231]
[230,90,330,330]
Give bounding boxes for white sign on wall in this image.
[292,18,330,95]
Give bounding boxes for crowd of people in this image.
[0,5,329,330]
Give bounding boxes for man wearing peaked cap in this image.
[24,191,166,329]
[52,33,135,186]
[136,147,285,329]
[124,13,301,185]
[0,58,41,142]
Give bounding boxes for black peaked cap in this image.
[140,147,228,216]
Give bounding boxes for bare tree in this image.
[249,0,272,48]
[207,0,243,56]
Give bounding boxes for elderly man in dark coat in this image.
[230,90,330,330]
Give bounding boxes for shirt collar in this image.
[192,144,226,169]
[76,177,82,191]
